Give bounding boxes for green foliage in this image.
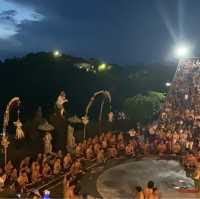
[123,91,165,124]
[147,91,166,100]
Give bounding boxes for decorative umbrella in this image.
[38,121,55,132]
[67,115,82,124]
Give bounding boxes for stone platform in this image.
[96,159,200,199]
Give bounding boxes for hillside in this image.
[0,52,176,119]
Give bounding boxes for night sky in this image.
[0,0,200,64]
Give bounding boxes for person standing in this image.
[56,90,68,117]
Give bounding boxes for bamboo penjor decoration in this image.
[1,97,24,167]
[82,90,113,139]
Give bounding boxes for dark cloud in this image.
[0,10,17,18]
[0,9,17,25]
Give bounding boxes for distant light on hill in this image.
[98,63,106,72]
[53,50,62,57]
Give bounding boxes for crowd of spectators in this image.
[0,124,200,198]
[157,59,200,191]
[0,129,164,198]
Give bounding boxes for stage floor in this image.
[96,159,200,199]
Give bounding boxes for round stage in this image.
[96,159,200,199]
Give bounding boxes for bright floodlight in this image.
[175,46,189,58]
[53,50,61,57]
[165,82,171,87]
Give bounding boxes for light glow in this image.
[98,63,106,72]
[53,50,61,57]
[175,45,189,58]
[165,82,171,87]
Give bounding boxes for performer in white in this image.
[56,91,68,116]
[43,132,53,154]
